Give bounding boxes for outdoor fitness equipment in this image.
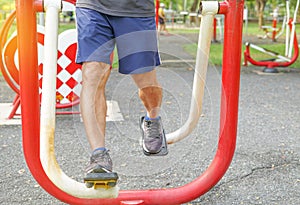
[243,0,299,73]
[0,3,81,119]
[0,9,81,116]
[259,4,286,41]
[15,0,244,204]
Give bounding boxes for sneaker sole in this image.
[84,172,118,189]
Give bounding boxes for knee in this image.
[82,62,110,87]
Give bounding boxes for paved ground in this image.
[0,32,299,204]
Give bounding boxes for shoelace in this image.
[91,150,110,163]
[144,120,161,139]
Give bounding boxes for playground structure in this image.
[0,9,81,119]
[0,0,244,204]
[243,0,299,73]
[259,5,286,41]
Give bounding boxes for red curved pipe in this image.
[0,11,19,94]
[17,0,243,204]
[0,17,45,93]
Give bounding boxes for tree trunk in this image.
[190,0,199,25]
[255,0,267,28]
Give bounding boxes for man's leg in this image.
[132,69,167,155]
[76,8,118,187]
[131,69,162,118]
[80,62,111,150]
[81,62,119,188]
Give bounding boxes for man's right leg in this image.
[80,62,118,188]
[81,61,115,171]
[80,61,111,151]
[76,8,118,187]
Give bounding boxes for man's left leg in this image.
[131,70,162,118]
[131,70,167,155]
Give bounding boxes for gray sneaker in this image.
[84,149,118,188]
[141,116,164,154]
[85,149,113,174]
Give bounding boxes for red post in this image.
[156,0,160,28]
[272,17,277,42]
[213,18,217,42]
[16,0,76,202]
[219,0,244,176]
[16,0,244,204]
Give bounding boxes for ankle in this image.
[92,147,106,154]
[145,115,160,121]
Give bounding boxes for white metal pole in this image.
[167,1,219,144]
[38,13,45,26]
[288,0,299,58]
[39,0,118,198]
[285,0,290,56]
[249,43,291,62]
[40,0,60,172]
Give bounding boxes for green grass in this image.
[58,23,75,33]
[180,21,300,69]
[168,27,199,34]
[168,21,300,36]
[183,42,300,69]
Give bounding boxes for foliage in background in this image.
[0,0,14,13]
[161,0,299,26]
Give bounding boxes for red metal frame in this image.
[7,95,21,119]
[16,0,244,204]
[244,19,299,69]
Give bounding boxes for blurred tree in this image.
[0,0,14,9]
[161,0,299,26]
[256,0,267,28]
[159,0,197,11]
[189,0,199,24]
[0,0,14,20]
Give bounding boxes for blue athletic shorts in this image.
[76,7,161,74]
